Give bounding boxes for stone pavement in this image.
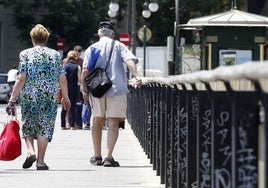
[0,105,164,188]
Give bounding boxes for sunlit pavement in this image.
[0,104,164,188]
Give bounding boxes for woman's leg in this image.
[36,135,48,166]
[25,136,35,156]
[61,107,67,128]
[69,95,76,128]
[22,136,37,169]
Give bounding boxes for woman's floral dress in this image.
[19,46,65,142]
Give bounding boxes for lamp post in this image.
[140,1,157,76]
[175,0,181,74]
[131,0,137,55]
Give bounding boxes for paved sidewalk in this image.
[0,105,164,188]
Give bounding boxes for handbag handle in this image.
[104,40,115,71]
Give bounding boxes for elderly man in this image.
[81,21,142,167]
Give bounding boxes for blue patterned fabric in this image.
[19,46,65,141]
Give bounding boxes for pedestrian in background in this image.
[8,24,71,170]
[73,45,83,67]
[73,45,86,130]
[7,64,18,90]
[61,50,81,130]
[62,45,84,129]
[81,21,142,167]
[7,64,19,103]
[62,45,83,66]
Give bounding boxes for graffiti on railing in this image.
[214,108,232,188]
[188,91,198,187]
[237,110,258,187]
[166,88,173,187]
[191,95,198,121]
[179,105,188,187]
[127,62,268,188]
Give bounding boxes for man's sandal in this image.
[102,157,120,167]
[90,156,103,166]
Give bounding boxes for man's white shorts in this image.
[91,95,127,118]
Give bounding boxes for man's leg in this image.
[106,117,120,158]
[92,117,105,157]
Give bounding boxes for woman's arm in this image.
[58,74,71,110]
[9,72,26,102]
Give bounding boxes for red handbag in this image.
[0,119,21,161]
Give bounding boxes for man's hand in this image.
[134,76,142,88]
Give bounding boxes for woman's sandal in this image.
[22,154,37,169]
[90,156,103,166]
[36,163,49,170]
[102,157,120,167]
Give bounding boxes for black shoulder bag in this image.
[84,40,115,98]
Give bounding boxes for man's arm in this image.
[81,68,90,103]
[126,59,142,88]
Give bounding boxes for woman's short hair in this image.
[67,50,77,62]
[30,24,50,44]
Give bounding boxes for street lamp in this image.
[107,0,159,76]
[148,1,159,12]
[142,1,151,18]
[108,2,119,18]
[140,1,158,76]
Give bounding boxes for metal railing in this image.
[126,62,268,188]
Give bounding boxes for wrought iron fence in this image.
[126,62,268,188]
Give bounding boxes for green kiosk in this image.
[178,8,268,72]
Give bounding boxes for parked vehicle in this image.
[0,73,10,103]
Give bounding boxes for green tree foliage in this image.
[0,0,244,50]
[0,0,109,51]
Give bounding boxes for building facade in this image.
[0,6,26,73]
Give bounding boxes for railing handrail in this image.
[138,61,268,86]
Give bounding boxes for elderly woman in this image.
[8,24,71,170]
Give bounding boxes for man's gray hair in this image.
[98,28,114,38]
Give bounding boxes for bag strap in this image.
[104,40,115,71]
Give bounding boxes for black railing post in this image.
[165,86,173,187]
[254,81,268,188]
[155,84,161,176]
[212,84,232,188]
[160,85,167,184]
[177,84,187,187]
[197,83,213,188]
[152,84,158,171]
[186,84,198,187]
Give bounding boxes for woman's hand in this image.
[61,97,71,111]
[6,100,16,116]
